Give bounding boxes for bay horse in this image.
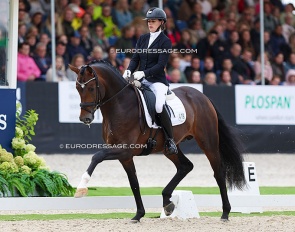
[69,60,246,222]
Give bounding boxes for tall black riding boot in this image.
[157,106,178,155]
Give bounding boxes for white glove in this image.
[123,70,131,80]
[133,71,145,80]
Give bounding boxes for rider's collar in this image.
[150,29,161,38]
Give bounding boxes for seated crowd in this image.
[15,0,295,86]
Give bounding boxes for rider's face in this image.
[147,19,162,33]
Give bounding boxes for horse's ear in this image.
[68,64,80,74]
[86,66,93,74]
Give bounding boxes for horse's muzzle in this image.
[80,116,93,125]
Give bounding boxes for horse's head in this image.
[69,64,105,125]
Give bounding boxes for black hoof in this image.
[221,213,229,222]
[221,218,229,222]
[130,219,140,223]
[164,202,175,216]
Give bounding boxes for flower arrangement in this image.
[0,108,74,197]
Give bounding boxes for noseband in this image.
[76,65,130,115]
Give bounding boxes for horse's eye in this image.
[88,87,94,92]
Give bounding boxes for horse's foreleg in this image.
[75,148,131,198]
[162,147,194,216]
[120,158,145,222]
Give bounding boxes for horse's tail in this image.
[211,101,246,190]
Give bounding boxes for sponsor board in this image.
[235,85,295,125]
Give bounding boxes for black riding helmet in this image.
[144,7,167,22]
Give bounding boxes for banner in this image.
[0,89,16,151]
[235,85,295,125]
[58,82,102,123]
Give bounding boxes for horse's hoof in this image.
[130,219,140,223]
[74,188,88,198]
[164,202,175,216]
[221,218,229,222]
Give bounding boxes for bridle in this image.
[76,65,130,115]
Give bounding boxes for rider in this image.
[123,7,178,155]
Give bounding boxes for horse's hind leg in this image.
[120,158,145,222]
[203,148,231,221]
[162,146,194,216]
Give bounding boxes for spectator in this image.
[81,12,95,34]
[282,13,295,43]
[225,30,239,56]
[280,3,295,26]
[176,29,195,51]
[39,33,51,55]
[184,56,201,80]
[201,56,216,79]
[196,30,218,59]
[91,0,103,21]
[164,18,181,48]
[18,22,27,45]
[112,0,132,29]
[130,0,145,19]
[271,52,285,82]
[33,42,52,80]
[28,11,44,35]
[270,75,282,85]
[167,57,187,83]
[104,46,121,69]
[79,25,93,56]
[270,24,288,57]
[88,45,104,62]
[221,58,241,85]
[219,70,232,86]
[187,70,202,83]
[179,53,192,72]
[96,4,121,38]
[188,19,207,43]
[203,72,217,85]
[284,53,295,74]
[284,69,295,86]
[263,2,277,32]
[231,45,256,82]
[168,69,182,83]
[206,9,220,32]
[178,0,194,21]
[119,57,131,75]
[238,29,255,57]
[44,12,65,38]
[66,31,88,62]
[56,41,70,68]
[288,33,295,55]
[62,7,75,39]
[17,42,41,82]
[253,52,273,82]
[66,53,85,81]
[188,2,208,30]
[46,55,69,82]
[223,19,237,41]
[197,0,212,16]
[115,25,135,59]
[25,32,38,55]
[91,24,110,52]
[250,18,260,55]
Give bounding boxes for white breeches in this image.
[142,79,168,113]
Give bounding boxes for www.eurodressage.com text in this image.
[60,144,148,149]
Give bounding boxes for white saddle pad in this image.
[137,89,186,128]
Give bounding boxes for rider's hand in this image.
[133,71,145,80]
[123,70,131,80]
